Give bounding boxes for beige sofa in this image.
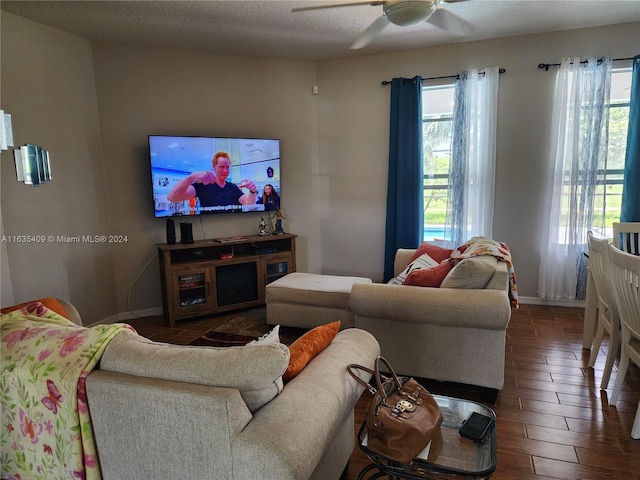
[350,248,512,401]
[61,302,380,480]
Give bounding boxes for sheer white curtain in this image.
[444,67,499,247]
[538,57,612,301]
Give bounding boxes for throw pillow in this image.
[246,325,280,346]
[410,242,454,263]
[404,261,453,287]
[1,298,69,319]
[283,320,340,382]
[390,253,440,285]
[440,256,498,289]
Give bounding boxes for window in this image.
[593,68,632,238]
[553,68,631,242]
[422,68,500,247]
[423,69,631,244]
[422,84,454,242]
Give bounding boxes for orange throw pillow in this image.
[410,242,453,263]
[404,261,453,287]
[1,297,69,319]
[283,320,341,382]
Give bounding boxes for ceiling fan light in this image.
[384,0,437,27]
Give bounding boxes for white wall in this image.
[316,23,640,300]
[90,43,321,315]
[1,9,638,318]
[0,12,117,321]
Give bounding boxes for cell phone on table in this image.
[459,412,495,442]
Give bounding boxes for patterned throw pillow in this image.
[390,253,440,285]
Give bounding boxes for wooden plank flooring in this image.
[127,304,640,479]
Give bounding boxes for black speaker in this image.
[180,222,194,244]
[166,219,176,245]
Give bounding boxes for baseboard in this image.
[86,306,164,326]
[518,296,585,308]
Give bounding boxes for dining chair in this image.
[613,222,640,255]
[587,232,620,390]
[583,264,598,349]
[608,243,640,439]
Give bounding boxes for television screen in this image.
[149,135,281,218]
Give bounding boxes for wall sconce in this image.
[13,145,52,186]
[0,110,14,150]
[1,110,52,186]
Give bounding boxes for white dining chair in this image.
[608,243,640,439]
[587,232,620,390]
[583,265,598,349]
[613,222,640,256]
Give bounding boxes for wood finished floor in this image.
[126,304,640,479]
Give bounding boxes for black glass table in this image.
[357,394,497,479]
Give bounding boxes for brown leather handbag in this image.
[348,356,443,465]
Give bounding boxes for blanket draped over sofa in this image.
[450,236,519,308]
[1,303,134,480]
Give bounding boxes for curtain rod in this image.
[381,68,506,85]
[537,55,638,71]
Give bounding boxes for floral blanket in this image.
[1,302,135,480]
[450,236,519,308]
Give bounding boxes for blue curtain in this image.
[621,55,640,222]
[383,76,423,281]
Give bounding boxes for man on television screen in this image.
[167,151,257,210]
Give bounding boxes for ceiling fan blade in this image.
[292,1,384,13]
[350,15,390,49]
[427,8,475,35]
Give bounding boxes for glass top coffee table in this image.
[357,394,497,479]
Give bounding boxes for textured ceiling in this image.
[2,0,639,61]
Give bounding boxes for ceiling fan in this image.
[292,0,473,50]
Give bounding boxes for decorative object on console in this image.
[258,216,268,236]
[179,222,193,244]
[165,218,176,244]
[273,209,286,234]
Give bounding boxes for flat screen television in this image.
[149,135,281,218]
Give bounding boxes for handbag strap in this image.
[347,364,378,395]
[374,356,403,402]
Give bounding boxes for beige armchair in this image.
[350,248,512,401]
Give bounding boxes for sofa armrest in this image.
[394,249,416,277]
[231,328,380,480]
[350,282,511,330]
[86,370,252,479]
[57,298,82,326]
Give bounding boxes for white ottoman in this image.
[265,273,372,329]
